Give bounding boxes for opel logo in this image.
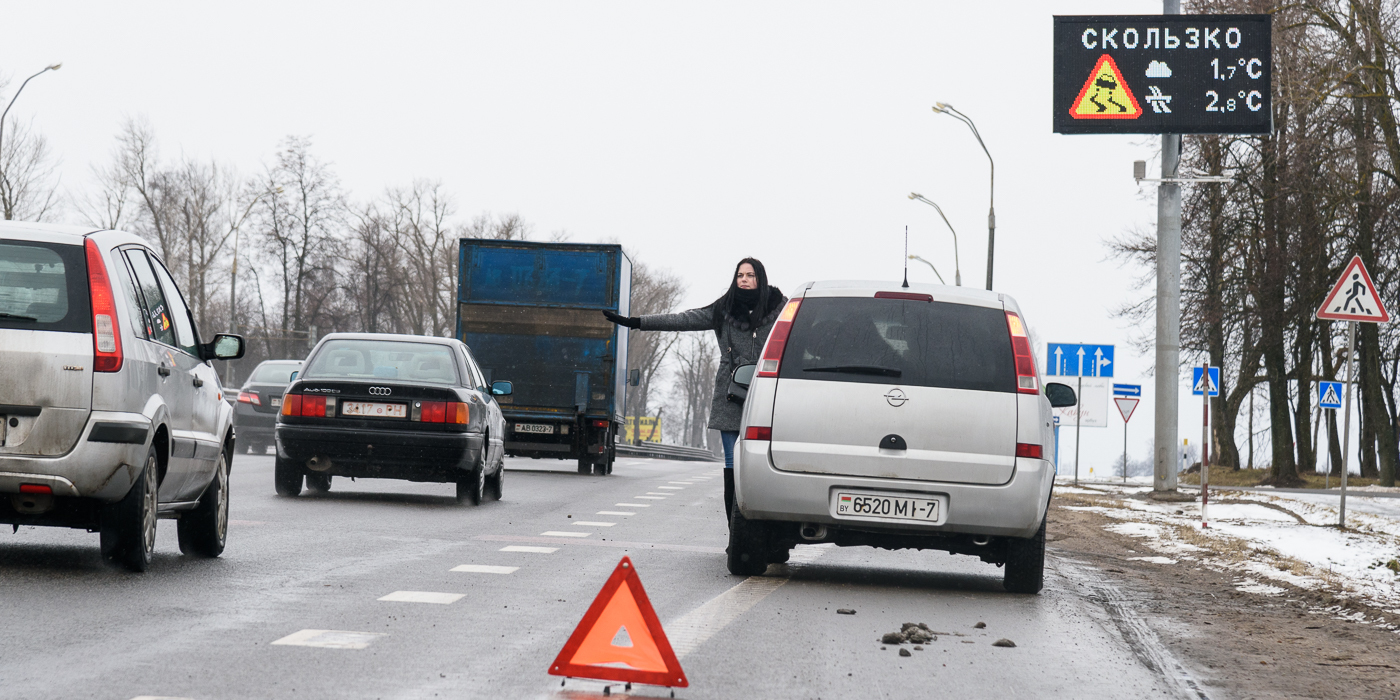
[368,387,392,396]
[884,388,908,407]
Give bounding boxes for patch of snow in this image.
[1235,579,1286,596]
[1127,556,1177,565]
[1104,522,1163,539]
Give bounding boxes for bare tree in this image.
[669,333,718,447]
[0,106,61,221]
[625,258,685,428]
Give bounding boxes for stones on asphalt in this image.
[992,639,1016,648]
[881,632,905,644]
[899,648,912,657]
[837,608,856,615]
[880,622,935,645]
[913,646,923,651]
[973,621,986,629]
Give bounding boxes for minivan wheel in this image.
[100,447,159,572]
[178,449,230,557]
[274,457,304,497]
[1003,517,1046,594]
[726,509,770,576]
[305,472,332,494]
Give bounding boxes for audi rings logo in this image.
[368,387,392,396]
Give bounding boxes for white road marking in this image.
[500,545,557,553]
[541,530,591,537]
[271,629,386,650]
[378,591,465,604]
[657,486,684,490]
[451,564,519,574]
[130,696,194,700]
[573,521,615,527]
[644,493,670,497]
[597,511,635,516]
[668,481,694,485]
[616,503,650,507]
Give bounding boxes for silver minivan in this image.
[0,222,244,571]
[732,280,1076,593]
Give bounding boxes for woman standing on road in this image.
[603,258,787,517]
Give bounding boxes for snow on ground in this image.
[1055,478,1400,624]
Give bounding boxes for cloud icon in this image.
[1146,61,1172,78]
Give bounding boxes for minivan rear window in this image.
[0,240,91,332]
[777,297,1015,393]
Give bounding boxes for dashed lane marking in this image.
[130,696,194,700]
[644,493,671,496]
[476,534,724,554]
[540,530,591,538]
[657,486,684,490]
[615,503,650,507]
[635,496,666,499]
[378,591,465,604]
[668,481,694,485]
[270,629,386,649]
[500,545,558,553]
[573,521,615,527]
[597,511,635,516]
[451,564,519,574]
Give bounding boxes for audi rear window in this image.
[778,297,1016,392]
[0,240,91,332]
[303,340,459,385]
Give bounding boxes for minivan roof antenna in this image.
[902,226,910,288]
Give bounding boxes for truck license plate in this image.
[832,491,941,522]
[342,401,406,418]
[514,423,554,434]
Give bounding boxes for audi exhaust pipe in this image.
[306,455,333,472]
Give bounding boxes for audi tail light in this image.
[756,299,802,378]
[1015,443,1043,459]
[744,426,771,441]
[281,394,302,416]
[85,239,123,372]
[414,401,468,424]
[301,396,327,417]
[1005,311,1038,395]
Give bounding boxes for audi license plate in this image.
[832,491,941,523]
[341,401,406,418]
[514,423,554,434]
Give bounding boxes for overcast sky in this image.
[5,0,1282,474]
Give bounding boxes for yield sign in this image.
[548,556,688,688]
[1114,397,1139,422]
[1317,256,1391,322]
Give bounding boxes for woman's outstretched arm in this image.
[602,302,718,333]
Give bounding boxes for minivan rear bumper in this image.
[0,411,151,501]
[736,439,1053,539]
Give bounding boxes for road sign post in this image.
[1317,380,1343,490]
[1190,365,1219,526]
[1047,342,1115,485]
[1316,256,1392,527]
[1113,394,1140,483]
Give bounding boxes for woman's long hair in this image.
[713,257,777,330]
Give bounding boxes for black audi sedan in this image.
[274,333,511,504]
[234,359,303,454]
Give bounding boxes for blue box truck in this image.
[456,239,634,475]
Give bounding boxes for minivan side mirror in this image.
[732,363,757,388]
[203,333,246,361]
[1046,382,1077,408]
[491,380,513,396]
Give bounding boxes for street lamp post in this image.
[907,193,961,286]
[0,63,62,220]
[908,255,946,285]
[931,102,994,290]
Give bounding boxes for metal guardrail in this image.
[616,442,721,462]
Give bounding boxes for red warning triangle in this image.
[1317,255,1391,323]
[548,556,688,688]
[1070,54,1142,119]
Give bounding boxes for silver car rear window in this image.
[303,340,459,385]
[0,240,90,332]
[778,297,1015,392]
[251,363,302,384]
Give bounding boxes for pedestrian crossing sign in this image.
[1317,255,1391,323]
[1318,381,1343,410]
[1070,54,1142,120]
[1191,366,1219,397]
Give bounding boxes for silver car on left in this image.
[0,222,244,571]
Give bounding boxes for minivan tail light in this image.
[1005,311,1038,394]
[281,394,302,416]
[84,239,123,372]
[756,299,803,378]
[1015,443,1043,459]
[744,426,771,441]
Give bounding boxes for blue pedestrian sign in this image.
[1318,381,1343,410]
[1046,343,1115,378]
[1192,367,1220,397]
[1113,383,1141,397]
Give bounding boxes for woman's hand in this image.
[602,310,641,329]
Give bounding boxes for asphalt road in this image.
[1,454,1189,699]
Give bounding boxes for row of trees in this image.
[1115,0,1400,486]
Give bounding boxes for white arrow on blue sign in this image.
[1191,367,1220,397]
[1113,383,1141,397]
[1318,381,1343,410]
[1046,343,1115,378]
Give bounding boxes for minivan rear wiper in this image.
[0,312,38,322]
[802,365,902,377]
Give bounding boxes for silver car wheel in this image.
[140,452,158,558]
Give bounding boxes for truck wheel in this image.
[1003,517,1046,594]
[726,509,770,576]
[274,457,303,497]
[178,448,230,558]
[100,447,159,572]
[305,472,332,494]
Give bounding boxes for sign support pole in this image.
[1201,360,1210,528]
[1123,415,1128,483]
[1154,0,1183,496]
[1339,320,1356,528]
[1075,375,1083,486]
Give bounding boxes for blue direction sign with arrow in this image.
[1046,343,1115,378]
[1113,383,1141,397]
[1318,381,1343,410]
[1191,367,1220,397]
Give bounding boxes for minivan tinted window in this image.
[778,297,1015,393]
[0,240,90,332]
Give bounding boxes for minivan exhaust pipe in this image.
[306,455,333,472]
[799,523,828,541]
[972,535,991,546]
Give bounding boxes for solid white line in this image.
[451,564,518,574]
[378,591,464,604]
[500,545,557,553]
[270,629,386,650]
[597,511,635,516]
[573,521,615,527]
[541,530,591,537]
[616,503,650,507]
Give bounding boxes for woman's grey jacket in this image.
[639,294,788,432]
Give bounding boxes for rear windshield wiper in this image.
[802,365,902,377]
[0,312,38,322]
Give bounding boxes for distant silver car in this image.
[0,222,244,571]
[732,280,1076,593]
[234,359,304,454]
